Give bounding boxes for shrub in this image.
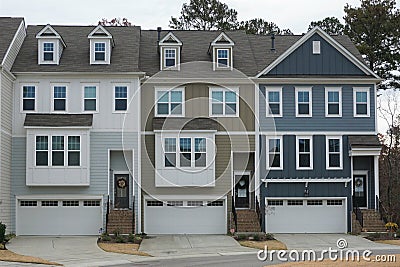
[253,234,261,241]
[236,234,247,241]
[128,233,135,243]
[112,229,121,238]
[134,236,143,244]
[115,235,126,243]
[265,233,274,240]
[0,222,6,244]
[101,233,111,242]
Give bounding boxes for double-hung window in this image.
[53,86,67,111]
[325,87,342,117]
[295,87,312,117]
[217,49,229,68]
[43,42,54,61]
[36,136,49,166]
[164,48,176,67]
[22,85,36,111]
[296,136,313,169]
[83,85,97,112]
[326,137,342,169]
[354,88,370,117]
[265,87,282,117]
[179,138,192,167]
[164,138,176,167]
[194,138,206,167]
[162,137,208,168]
[210,88,238,116]
[35,135,81,167]
[156,89,184,116]
[94,42,106,61]
[68,136,80,166]
[51,136,64,166]
[114,86,128,111]
[266,137,283,169]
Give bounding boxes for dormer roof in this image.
[88,25,114,46]
[36,24,66,47]
[159,32,182,46]
[211,32,234,46]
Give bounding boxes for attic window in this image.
[164,48,176,67]
[313,41,321,54]
[94,42,106,61]
[43,42,55,61]
[217,49,229,68]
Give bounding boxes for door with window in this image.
[353,175,367,208]
[114,174,129,209]
[235,175,249,208]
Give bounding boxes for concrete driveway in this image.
[6,236,141,267]
[274,234,400,251]
[139,235,257,257]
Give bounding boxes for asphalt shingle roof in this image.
[24,114,93,127]
[12,25,141,73]
[0,17,23,63]
[348,135,382,148]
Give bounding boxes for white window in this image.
[209,87,238,117]
[155,88,184,116]
[22,85,36,111]
[265,87,282,117]
[114,86,128,111]
[83,85,98,112]
[43,42,55,61]
[164,48,176,68]
[295,87,312,117]
[217,49,230,68]
[326,137,342,169]
[266,136,283,170]
[325,87,342,117]
[52,86,67,112]
[35,135,81,167]
[94,42,106,61]
[296,136,313,170]
[162,137,207,169]
[312,41,321,54]
[353,88,370,117]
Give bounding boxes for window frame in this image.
[325,87,342,117]
[42,41,55,62]
[82,84,99,113]
[296,136,313,170]
[35,136,49,167]
[266,136,283,170]
[295,87,312,117]
[353,87,370,117]
[154,87,185,117]
[51,85,68,113]
[21,85,36,112]
[312,41,321,54]
[265,87,283,117]
[163,47,177,68]
[94,42,106,62]
[67,136,81,167]
[113,84,129,113]
[216,48,230,68]
[326,136,343,170]
[209,87,239,117]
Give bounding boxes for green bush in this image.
[115,235,126,243]
[252,234,260,241]
[127,233,135,243]
[265,233,274,240]
[134,236,143,244]
[0,222,6,243]
[101,232,111,242]
[112,229,121,238]
[236,234,247,241]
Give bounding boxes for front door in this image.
[235,175,249,208]
[353,175,367,208]
[114,174,129,209]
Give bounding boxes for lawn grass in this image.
[0,249,62,265]
[97,242,151,256]
[239,240,287,250]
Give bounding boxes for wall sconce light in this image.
[304,186,309,197]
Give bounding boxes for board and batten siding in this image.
[259,84,375,132]
[10,132,139,233]
[265,33,366,76]
[1,20,26,71]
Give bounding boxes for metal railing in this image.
[255,196,262,227]
[132,198,135,233]
[231,195,237,232]
[377,196,389,224]
[105,195,110,233]
[354,204,363,227]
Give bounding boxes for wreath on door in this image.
[117,178,127,189]
[355,178,363,188]
[237,179,247,189]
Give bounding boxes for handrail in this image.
[132,198,135,233]
[377,196,389,224]
[105,195,110,233]
[353,199,363,227]
[255,196,262,227]
[231,195,237,232]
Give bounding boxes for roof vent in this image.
[271,33,276,51]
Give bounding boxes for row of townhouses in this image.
[0,17,383,235]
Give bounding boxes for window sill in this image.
[296,167,313,170]
[326,167,343,170]
[296,115,313,118]
[266,114,282,118]
[267,167,283,171]
[112,111,130,114]
[154,114,185,117]
[325,114,342,118]
[209,114,239,118]
[354,114,370,118]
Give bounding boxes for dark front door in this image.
[235,175,249,208]
[114,174,129,209]
[353,175,367,208]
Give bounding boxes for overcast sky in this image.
[0,0,390,33]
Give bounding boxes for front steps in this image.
[356,209,387,233]
[236,209,262,232]
[107,210,134,234]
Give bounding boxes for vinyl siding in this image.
[259,84,375,132]
[353,156,375,209]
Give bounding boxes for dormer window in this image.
[210,32,234,71]
[36,25,66,65]
[159,32,182,71]
[88,25,114,65]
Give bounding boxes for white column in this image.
[374,155,379,209]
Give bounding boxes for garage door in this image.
[145,199,226,234]
[17,199,103,235]
[265,198,346,233]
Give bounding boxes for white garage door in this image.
[17,199,103,235]
[145,199,226,234]
[265,198,346,233]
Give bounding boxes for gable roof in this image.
[256,27,379,78]
[36,24,67,47]
[211,32,234,46]
[0,17,24,65]
[159,32,182,45]
[12,25,142,73]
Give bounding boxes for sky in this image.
[0,0,375,33]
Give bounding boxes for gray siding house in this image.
[10,24,142,235]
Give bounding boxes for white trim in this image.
[154,87,185,117]
[82,84,99,113]
[159,32,182,46]
[353,170,368,208]
[325,87,342,117]
[296,135,313,170]
[143,195,227,201]
[349,147,381,156]
[374,156,379,208]
[260,131,376,135]
[51,84,68,113]
[252,77,382,83]
[16,195,103,200]
[353,87,370,117]
[87,25,113,40]
[20,84,37,113]
[209,86,239,117]
[326,136,343,170]
[1,19,25,66]
[234,171,251,209]
[162,47,180,70]
[312,40,321,54]
[211,32,234,46]
[255,84,260,203]
[265,86,283,117]
[256,26,379,79]
[263,178,351,184]
[113,83,129,113]
[265,135,283,170]
[216,48,231,69]
[295,86,312,117]
[36,25,66,47]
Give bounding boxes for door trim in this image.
[114,172,130,209]
[353,170,368,209]
[234,171,251,209]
